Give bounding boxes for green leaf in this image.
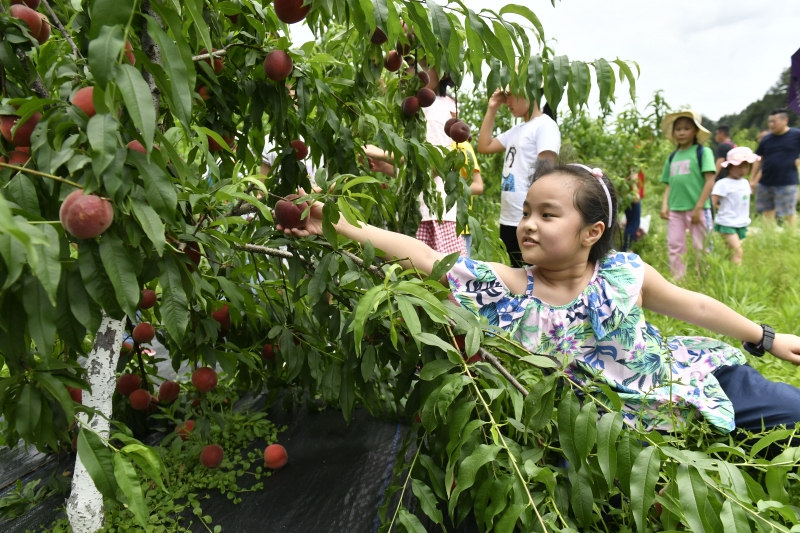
[397,508,426,533]
[749,429,793,458]
[613,58,637,101]
[113,453,149,528]
[420,359,456,381]
[77,430,118,499]
[428,252,460,284]
[463,11,485,82]
[396,295,422,337]
[89,0,135,39]
[56,270,88,351]
[131,200,166,256]
[449,444,501,515]
[144,15,192,129]
[519,354,559,368]
[16,384,42,443]
[31,225,61,306]
[570,466,594,527]
[121,443,166,491]
[494,503,525,533]
[523,374,556,432]
[352,285,385,355]
[617,431,641,496]
[593,58,614,110]
[23,276,57,356]
[677,464,708,533]
[720,500,750,533]
[414,332,459,356]
[78,240,124,319]
[35,372,75,426]
[87,113,118,177]
[498,5,545,42]
[99,233,140,318]
[129,152,177,219]
[0,234,25,290]
[339,369,355,422]
[556,389,580,466]
[183,0,213,65]
[427,0,451,64]
[88,25,123,88]
[596,412,622,488]
[573,401,597,465]
[630,446,660,533]
[117,64,156,151]
[159,255,189,344]
[411,478,443,524]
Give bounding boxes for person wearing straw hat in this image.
[659,109,716,280]
[711,147,760,264]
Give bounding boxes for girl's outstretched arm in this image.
[641,264,800,364]
[276,191,444,277]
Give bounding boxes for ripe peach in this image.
[185,242,201,269]
[132,322,155,344]
[207,133,233,152]
[290,139,308,159]
[116,373,142,396]
[123,41,135,65]
[67,386,82,404]
[274,193,308,229]
[175,420,195,441]
[263,50,293,82]
[384,51,402,72]
[199,48,224,74]
[33,13,50,44]
[211,304,231,336]
[140,289,157,309]
[126,140,145,154]
[201,444,224,468]
[444,117,458,137]
[158,380,180,404]
[273,0,309,24]
[59,190,114,239]
[263,444,287,469]
[72,87,96,118]
[129,389,151,410]
[417,70,430,86]
[10,4,42,37]
[0,112,42,147]
[262,344,275,361]
[416,87,436,108]
[192,367,218,393]
[197,86,211,101]
[7,150,30,166]
[11,0,41,9]
[450,121,470,143]
[371,28,387,45]
[401,96,419,116]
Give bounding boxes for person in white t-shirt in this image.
[711,146,760,265]
[478,89,560,267]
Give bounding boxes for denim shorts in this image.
[755,184,799,217]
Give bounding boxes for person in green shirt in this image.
[659,110,716,280]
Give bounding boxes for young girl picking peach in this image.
[279,163,800,433]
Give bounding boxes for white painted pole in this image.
[66,313,125,533]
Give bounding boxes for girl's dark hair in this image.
[542,102,557,123]
[530,161,618,262]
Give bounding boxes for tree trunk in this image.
[65,314,125,533]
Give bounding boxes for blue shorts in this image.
[755,184,798,217]
[714,364,800,431]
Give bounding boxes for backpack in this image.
[668,143,705,170]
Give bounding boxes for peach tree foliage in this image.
[2,1,795,533]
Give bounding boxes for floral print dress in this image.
[447,251,747,433]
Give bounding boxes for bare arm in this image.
[538,150,557,164]
[749,159,762,188]
[477,90,507,154]
[711,194,721,211]
[691,172,715,224]
[260,163,272,177]
[715,157,724,174]
[641,264,800,364]
[660,185,670,220]
[469,170,484,195]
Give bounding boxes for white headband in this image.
[568,164,613,230]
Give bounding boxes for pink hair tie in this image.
[568,164,613,230]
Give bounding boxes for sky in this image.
[291,1,800,120]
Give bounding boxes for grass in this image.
[633,176,800,388]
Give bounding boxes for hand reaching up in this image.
[275,188,326,238]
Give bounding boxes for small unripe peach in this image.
[262,344,275,361]
[67,386,82,404]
